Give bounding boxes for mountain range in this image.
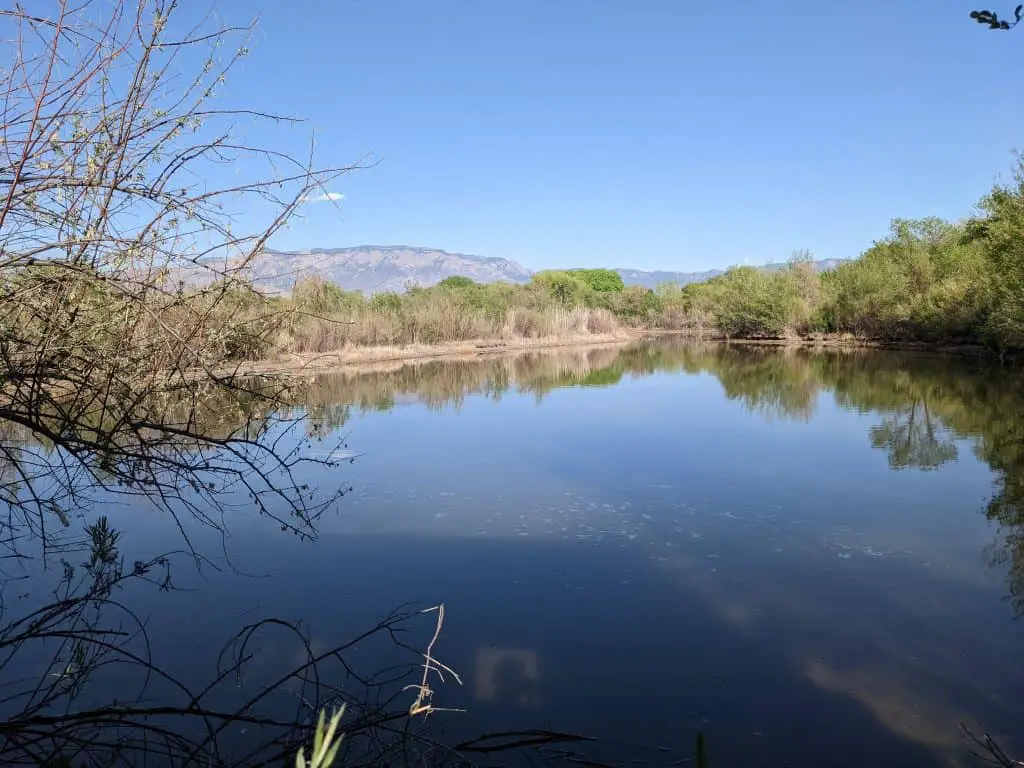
[173,246,847,295]
[614,258,849,289]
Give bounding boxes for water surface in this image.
[28,340,1024,766]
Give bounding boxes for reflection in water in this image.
[248,339,1022,764]
[869,397,959,470]
[474,648,540,708]
[5,338,1024,767]
[802,658,964,751]
[284,340,1024,619]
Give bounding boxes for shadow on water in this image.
[4,338,1024,766]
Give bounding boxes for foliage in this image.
[203,158,1024,355]
[21,156,1024,363]
[294,706,345,768]
[975,164,1024,350]
[569,268,625,293]
[0,0,364,764]
[204,158,1024,355]
[0,0,359,536]
[293,277,365,315]
[531,270,592,307]
[27,144,1012,363]
[606,285,661,322]
[970,6,1023,30]
[436,275,477,291]
[696,267,800,338]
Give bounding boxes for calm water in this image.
[14,339,1024,766]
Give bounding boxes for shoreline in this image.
[721,334,1014,360]
[222,330,1016,377]
[228,331,647,376]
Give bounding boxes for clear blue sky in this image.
[216,0,1022,271]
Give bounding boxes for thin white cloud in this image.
[302,192,345,204]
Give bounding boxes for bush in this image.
[694,267,799,338]
[569,268,625,293]
[531,271,592,307]
[437,276,477,291]
[293,277,364,315]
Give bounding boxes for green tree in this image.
[569,268,625,293]
[531,270,591,306]
[975,161,1024,351]
[293,276,365,314]
[613,285,661,320]
[437,275,478,290]
[700,267,800,337]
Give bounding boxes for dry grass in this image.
[259,297,628,359]
[501,306,616,338]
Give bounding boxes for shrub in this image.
[437,276,477,291]
[293,277,364,315]
[610,286,660,322]
[569,268,625,293]
[690,267,799,338]
[531,270,592,307]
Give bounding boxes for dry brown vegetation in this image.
[0,2,414,765]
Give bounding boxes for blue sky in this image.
[214,0,1022,271]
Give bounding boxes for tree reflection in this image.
[270,340,1024,620]
[869,398,959,470]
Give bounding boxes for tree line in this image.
[185,158,1024,359]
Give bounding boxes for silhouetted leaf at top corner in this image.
[971,7,1020,29]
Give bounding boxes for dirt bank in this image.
[226,331,657,376]
[218,330,1016,378]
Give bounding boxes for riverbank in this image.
[228,330,651,376]
[222,328,1021,378]
[720,333,1014,360]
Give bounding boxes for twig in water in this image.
[962,723,1024,767]
[404,603,464,717]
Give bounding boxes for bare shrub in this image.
[0,1,370,764]
[585,308,619,334]
[505,307,542,338]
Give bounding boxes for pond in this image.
[8,338,1024,767]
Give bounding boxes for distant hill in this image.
[170,246,848,295]
[614,258,849,289]
[174,246,534,295]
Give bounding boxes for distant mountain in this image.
[175,246,534,295]
[615,268,725,289]
[171,245,848,295]
[614,259,849,290]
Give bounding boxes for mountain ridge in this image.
[174,245,848,295]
